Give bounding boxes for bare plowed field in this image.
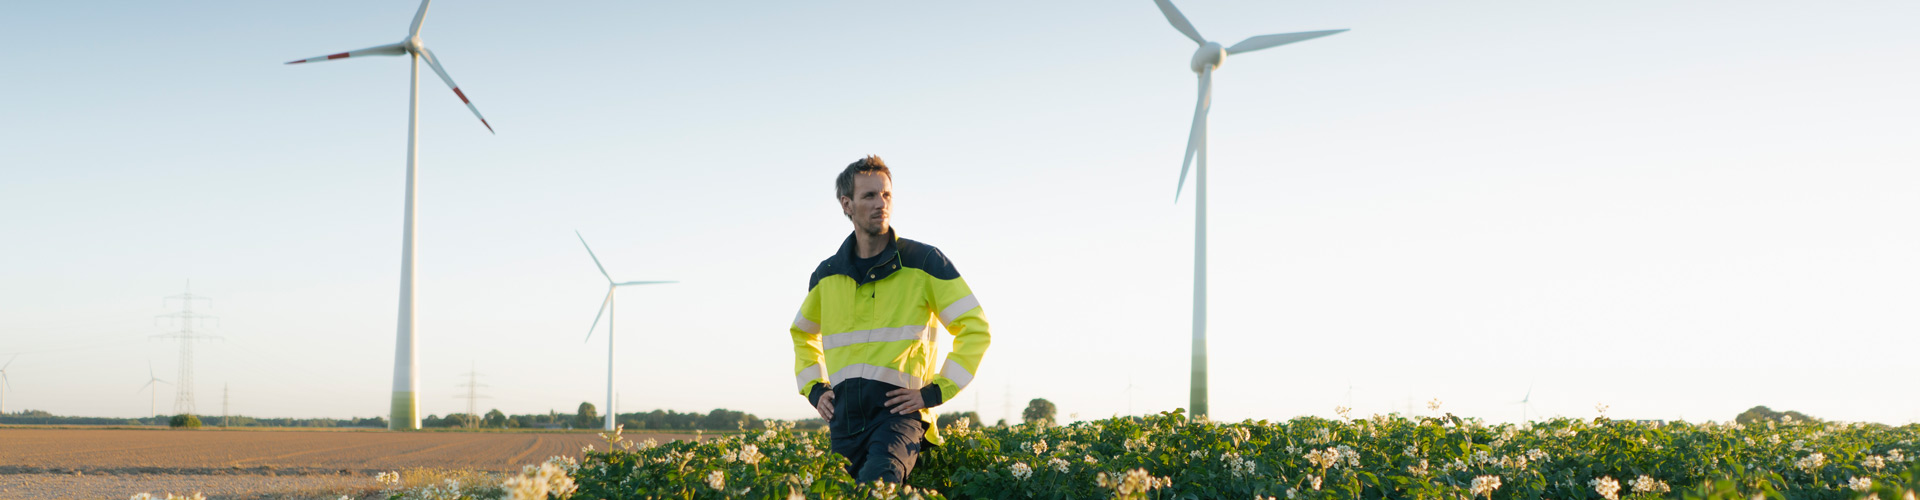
[0,428,700,499]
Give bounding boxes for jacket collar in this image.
[833,228,902,286]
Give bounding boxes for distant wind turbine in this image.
[285,0,495,431]
[137,362,172,419]
[576,231,676,431]
[1152,0,1346,419]
[0,355,15,414]
[1513,381,1537,423]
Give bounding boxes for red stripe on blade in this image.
[453,88,471,104]
[480,119,493,133]
[326,53,350,60]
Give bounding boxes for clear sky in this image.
[2,0,1916,426]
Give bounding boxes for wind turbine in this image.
[0,355,15,415]
[1513,381,1537,423]
[137,362,172,419]
[1152,0,1346,419]
[285,0,494,430]
[576,231,676,431]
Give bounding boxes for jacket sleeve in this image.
[791,285,827,399]
[927,273,988,405]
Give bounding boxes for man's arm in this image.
[790,287,830,412]
[922,252,989,409]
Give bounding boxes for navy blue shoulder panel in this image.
[808,257,840,291]
[896,237,961,280]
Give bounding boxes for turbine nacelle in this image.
[1190,42,1225,73]
[405,36,426,55]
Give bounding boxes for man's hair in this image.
[835,155,891,200]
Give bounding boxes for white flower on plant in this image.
[1595,403,1609,416]
[1029,439,1049,455]
[1796,452,1826,471]
[1526,449,1548,462]
[1095,468,1168,498]
[1849,476,1873,492]
[1403,444,1420,457]
[1222,452,1256,478]
[1629,475,1669,494]
[1768,434,1782,445]
[1470,475,1501,498]
[1338,445,1360,468]
[1406,459,1429,476]
[1335,406,1352,420]
[375,471,402,487]
[1010,462,1033,480]
[1890,449,1907,463]
[1791,439,1806,451]
[1228,426,1251,445]
[1286,487,1298,499]
[1427,398,1443,411]
[1744,437,1755,446]
[1864,455,1887,470]
[1049,457,1070,473]
[1309,474,1323,491]
[1590,476,1621,500]
[130,494,155,500]
[706,471,725,491]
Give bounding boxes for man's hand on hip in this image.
[815,390,835,421]
[885,388,926,415]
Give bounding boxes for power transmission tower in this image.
[222,383,230,427]
[453,362,488,428]
[153,281,221,416]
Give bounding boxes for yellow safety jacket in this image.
[790,231,990,446]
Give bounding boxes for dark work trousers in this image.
[828,379,929,483]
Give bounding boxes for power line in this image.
[453,361,489,428]
[152,280,221,416]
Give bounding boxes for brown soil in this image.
[0,428,703,499]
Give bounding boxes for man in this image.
[789,155,992,483]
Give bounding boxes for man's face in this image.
[840,173,892,236]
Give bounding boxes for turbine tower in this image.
[285,0,494,430]
[154,283,220,416]
[576,231,675,431]
[0,355,15,415]
[1152,0,1345,419]
[137,362,172,419]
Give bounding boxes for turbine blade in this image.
[410,0,433,37]
[575,231,613,282]
[614,280,677,287]
[1152,0,1205,45]
[585,289,613,343]
[2,354,14,370]
[1175,68,1211,202]
[2,373,9,390]
[284,42,407,64]
[418,47,494,133]
[1224,29,1347,55]
[137,380,152,393]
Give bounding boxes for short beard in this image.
[859,221,890,238]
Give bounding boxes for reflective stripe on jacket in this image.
[790,230,990,446]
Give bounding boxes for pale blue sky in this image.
[2,0,1917,426]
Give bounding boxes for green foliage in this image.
[484,409,507,428]
[1023,398,1057,426]
[168,414,202,429]
[1736,406,1818,425]
[939,412,982,430]
[572,410,1920,499]
[577,402,599,428]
